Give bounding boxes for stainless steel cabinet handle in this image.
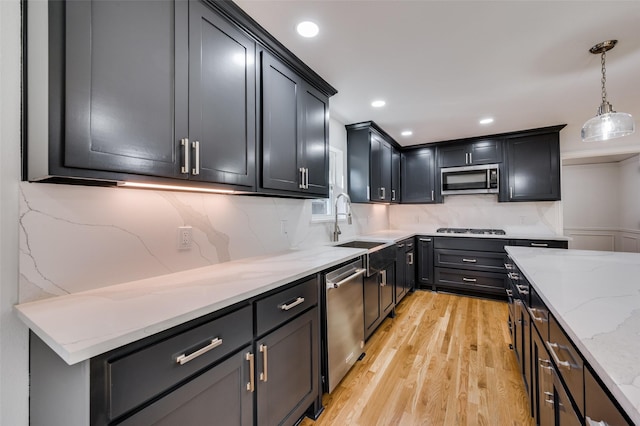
[530,242,549,247]
[504,263,514,270]
[431,190,434,201]
[585,417,609,426]
[176,337,222,365]
[380,187,386,199]
[508,272,520,280]
[462,258,477,263]
[327,268,366,289]
[527,306,548,323]
[469,152,472,163]
[180,138,190,174]
[246,352,255,392]
[510,186,514,199]
[191,140,200,175]
[465,153,469,164]
[278,297,305,311]
[380,270,387,286]
[505,289,513,297]
[543,391,554,406]
[391,189,396,201]
[462,277,477,283]
[407,252,414,265]
[515,284,529,295]
[419,238,432,242]
[305,167,309,189]
[259,344,268,382]
[397,244,405,248]
[546,341,575,370]
[299,168,305,189]
[539,358,553,375]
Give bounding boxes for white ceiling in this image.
[235,0,640,148]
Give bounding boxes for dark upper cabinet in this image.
[438,139,502,168]
[346,122,399,204]
[503,132,561,202]
[63,0,188,179]
[391,148,401,203]
[260,51,329,197]
[188,1,256,187]
[401,147,436,203]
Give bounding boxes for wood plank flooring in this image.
[301,290,533,426]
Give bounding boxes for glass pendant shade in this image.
[581,111,635,142]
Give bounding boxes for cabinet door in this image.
[301,85,329,196]
[531,327,554,426]
[364,273,381,339]
[369,135,385,201]
[469,139,502,165]
[261,51,303,192]
[506,133,560,201]
[64,0,188,178]
[406,248,416,293]
[380,263,395,316]
[391,148,401,203]
[401,148,436,203]
[417,237,434,288]
[395,244,407,302]
[188,1,255,187]
[585,367,632,426]
[438,144,469,168]
[119,348,253,426]
[256,308,319,426]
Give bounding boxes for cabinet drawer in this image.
[548,314,584,417]
[585,366,632,426]
[511,239,568,249]
[108,305,252,420]
[528,286,549,341]
[256,277,318,336]
[435,267,507,295]
[435,249,506,272]
[434,237,509,253]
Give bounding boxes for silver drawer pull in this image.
[180,138,189,174]
[539,358,553,375]
[407,252,414,265]
[259,344,268,382]
[515,284,529,295]
[246,352,255,392]
[508,272,520,280]
[191,140,200,175]
[462,258,477,263]
[462,277,477,283]
[176,338,222,365]
[279,297,305,311]
[504,263,514,270]
[397,243,405,248]
[327,268,366,289]
[299,168,305,189]
[546,341,576,370]
[543,391,554,406]
[527,306,548,323]
[419,238,432,242]
[505,289,513,297]
[531,242,549,247]
[585,417,609,426]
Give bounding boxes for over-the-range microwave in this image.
[441,163,499,195]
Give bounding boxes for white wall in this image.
[0,0,29,424]
[563,155,640,252]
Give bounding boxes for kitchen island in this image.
[506,246,640,425]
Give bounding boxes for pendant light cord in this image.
[601,50,607,104]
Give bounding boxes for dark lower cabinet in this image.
[256,308,319,426]
[417,237,434,289]
[364,262,395,340]
[395,239,415,304]
[120,348,253,426]
[585,366,632,426]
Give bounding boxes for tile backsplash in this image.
[19,182,388,303]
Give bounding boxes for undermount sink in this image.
[335,240,387,250]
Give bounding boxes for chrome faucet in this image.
[332,193,352,242]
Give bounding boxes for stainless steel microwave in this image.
[441,164,499,195]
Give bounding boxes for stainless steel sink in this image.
[335,240,386,250]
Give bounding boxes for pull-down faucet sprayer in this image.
[332,193,352,242]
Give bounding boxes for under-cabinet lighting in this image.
[118,182,235,194]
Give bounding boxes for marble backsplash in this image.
[389,194,563,235]
[19,182,388,303]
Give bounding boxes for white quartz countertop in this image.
[15,245,367,365]
[505,246,640,424]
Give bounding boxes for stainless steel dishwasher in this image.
[324,258,366,393]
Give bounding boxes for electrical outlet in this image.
[280,220,288,235]
[178,226,192,250]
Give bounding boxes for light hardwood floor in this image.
[302,290,533,426]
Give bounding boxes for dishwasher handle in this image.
[327,268,366,289]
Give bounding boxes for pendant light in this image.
[581,40,635,142]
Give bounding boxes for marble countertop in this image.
[15,245,367,365]
[505,246,640,424]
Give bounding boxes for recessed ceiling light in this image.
[296,21,319,38]
[371,100,386,108]
[401,130,413,136]
[479,118,494,125]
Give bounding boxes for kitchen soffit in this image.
[235,0,640,147]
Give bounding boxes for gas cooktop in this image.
[436,227,506,235]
